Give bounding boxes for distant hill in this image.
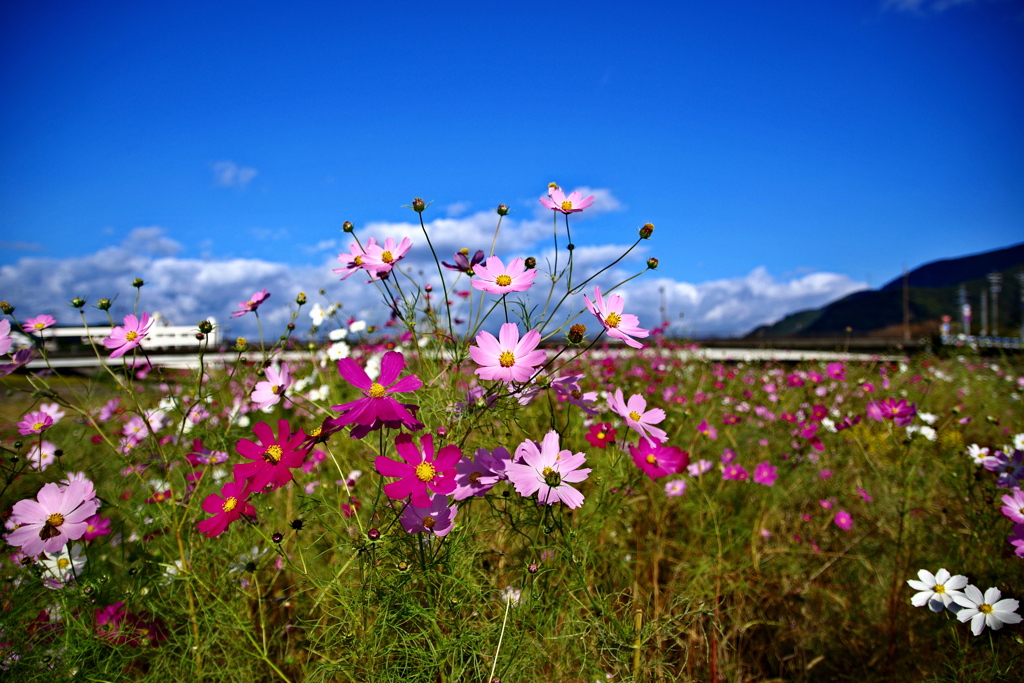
[746,242,1024,339]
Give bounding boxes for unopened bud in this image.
[496,204,509,216]
[412,197,426,213]
[568,324,586,344]
[286,323,295,331]
[132,278,145,288]
[96,298,112,311]
[528,562,539,574]
[70,297,86,309]
[0,301,13,315]
[272,532,284,543]
[639,223,654,239]
[235,337,247,351]
[198,320,214,334]
[367,528,381,541]
[296,292,307,305]
[195,333,205,340]
[524,257,537,269]
[647,257,659,270]
[342,221,354,233]
[425,284,433,293]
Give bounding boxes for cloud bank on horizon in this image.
[0,188,868,340]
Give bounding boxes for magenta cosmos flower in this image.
[834,510,854,530]
[7,481,100,556]
[507,430,591,508]
[332,350,423,429]
[231,289,271,318]
[609,389,667,445]
[539,188,595,214]
[630,439,689,481]
[866,398,917,427]
[361,236,412,278]
[374,433,460,507]
[471,256,537,295]
[470,323,546,383]
[584,286,649,349]
[22,314,57,334]
[753,462,778,486]
[197,477,256,537]
[233,420,307,492]
[103,313,155,359]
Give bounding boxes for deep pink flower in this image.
[361,236,412,278]
[630,439,689,481]
[867,398,917,427]
[333,238,376,280]
[539,188,595,214]
[400,496,458,537]
[584,286,649,349]
[18,411,53,435]
[374,433,460,507]
[834,510,854,530]
[103,313,155,359]
[231,288,271,318]
[696,419,718,440]
[332,350,423,429]
[609,389,667,445]
[584,423,617,449]
[722,463,748,481]
[197,477,255,537]
[826,362,846,381]
[506,431,591,508]
[7,481,100,556]
[471,256,537,295]
[233,420,307,492]
[22,314,56,334]
[82,514,112,541]
[470,323,546,383]
[753,462,777,486]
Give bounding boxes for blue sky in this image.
[1,0,1022,337]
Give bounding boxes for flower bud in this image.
[198,319,214,334]
[0,301,13,314]
[524,257,537,269]
[70,297,86,309]
[235,337,247,352]
[425,284,433,293]
[639,223,654,239]
[195,333,205,340]
[528,562,539,574]
[412,197,426,213]
[286,323,295,331]
[567,324,586,344]
[296,291,307,305]
[290,519,305,531]
[97,298,112,311]
[567,243,574,251]
[367,528,381,541]
[342,221,355,233]
[272,532,284,543]
[132,278,146,288]
[647,257,659,270]
[496,204,509,216]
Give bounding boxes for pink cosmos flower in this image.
[18,411,53,435]
[539,188,595,214]
[103,313,155,359]
[664,480,687,497]
[470,323,547,384]
[506,430,591,508]
[1008,524,1024,558]
[1001,490,1024,524]
[471,256,537,295]
[834,510,853,530]
[696,419,718,440]
[452,448,507,500]
[0,319,12,355]
[374,433,460,507]
[333,238,376,280]
[753,462,777,486]
[630,439,689,481]
[231,289,271,318]
[22,314,56,334]
[722,463,748,481]
[609,389,667,446]
[197,477,256,537]
[551,374,600,415]
[866,398,917,427]
[233,420,308,492]
[584,286,648,349]
[400,496,458,537]
[251,363,292,410]
[0,348,37,376]
[332,350,423,430]
[688,459,713,477]
[7,481,100,556]
[361,236,412,278]
[27,440,57,470]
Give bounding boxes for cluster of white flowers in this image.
[908,568,1021,636]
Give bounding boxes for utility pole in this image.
[988,272,1002,338]
[981,288,989,337]
[959,284,969,335]
[902,264,910,342]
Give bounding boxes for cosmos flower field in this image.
[2,189,1023,682]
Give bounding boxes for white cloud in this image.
[211,161,258,187]
[883,0,977,13]
[445,201,471,217]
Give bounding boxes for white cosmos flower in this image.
[907,568,968,612]
[918,412,938,425]
[953,585,1022,636]
[1014,433,1024,451]
[966,444,989,466]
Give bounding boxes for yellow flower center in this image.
[380,250,394,263]
[354,255,363,265]
[47,513,65,528]
[495,274,513,287]
[560,200,573,211]
[498,350,516,368]
[646,454,658,465]
[222,497,238,513]
[980,603,993,614]
[271,385,280,394]
[310,426,322,437]
[264,445,283,463]
[125,330,139,342]
[571,390,582,399]
[57,558,70,570]
[34,322,45,329]
[423,516,436,530]
[597,431,606,440]
[32,422,45,431]
[542,466,562,487]
[415,461,436,482]
[934,584,946,594]
[629,411,641,421]
[368,383,387,398]
[604,312,622,328]
[87,525,96,533]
